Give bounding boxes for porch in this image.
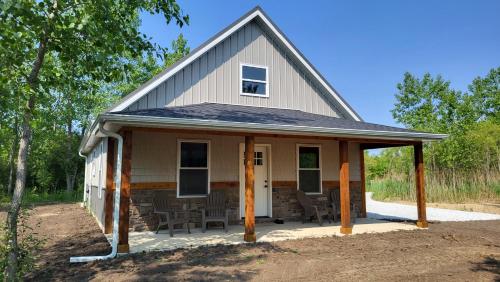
[116,218,419,253]
[82,104,445,253]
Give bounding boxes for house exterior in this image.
[80,6,446,253]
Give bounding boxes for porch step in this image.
[239,217,275,224]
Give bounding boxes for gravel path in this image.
[366,192,500,221]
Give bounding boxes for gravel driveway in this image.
[366,192,500,221]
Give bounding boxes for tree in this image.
[469,67,500,123]
[0,1,188,278]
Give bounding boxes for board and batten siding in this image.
[125,20,344,118]
[131,131,360,184]
[86,138,108,231]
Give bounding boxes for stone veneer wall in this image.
[272,182,362,220]
[129,181,362,232]
[129,185,240,232]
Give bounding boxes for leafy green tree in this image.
[0,0,188,278]
[469,67,500,123]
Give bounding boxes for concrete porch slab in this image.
[118,218,418,254]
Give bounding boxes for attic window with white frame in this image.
[240,64,268,97]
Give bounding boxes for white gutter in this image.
[70,123,123,263]
[102,114,448,140]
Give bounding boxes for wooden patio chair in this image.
[296,190,331,226]
[201,191,230,233]
[330,189,358,223]
[152,196,190,237]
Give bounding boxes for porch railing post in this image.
[118,130,132,253]
[414,142,428,228]
[244,135,256,242]
[339,140,352,234]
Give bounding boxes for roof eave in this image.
[102,113,448,140]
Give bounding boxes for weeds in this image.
[367,171,500,203]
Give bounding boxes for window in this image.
[242,151,264,166]
[240,64,268,97]
[297,145,321,194]
[177,140,210,197]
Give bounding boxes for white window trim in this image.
[177,139,211,198]
[240,63,269,98]
[296,144,322,195]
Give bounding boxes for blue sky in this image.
[140,0,500,127]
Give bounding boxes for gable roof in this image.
[105,103,446,141]
[107,6,363,121]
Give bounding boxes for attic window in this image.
[240,64,268,97]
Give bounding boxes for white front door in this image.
[240,144,270,217]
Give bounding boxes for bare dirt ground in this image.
[8,203,499,281]
[394,201,500,215]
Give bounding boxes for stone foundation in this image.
[272,182,362,221]
[128,181,362,232]
[129,184,240,232]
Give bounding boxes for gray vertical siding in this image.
[126,20,343,118]
[86,138,108,231]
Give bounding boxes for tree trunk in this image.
[66,119,74,193]
[5,30,49,279]
[7,119,18,195]
[6,95,35,280]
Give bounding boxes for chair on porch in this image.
[152,195,191,237]
[330,189,358,223]
[296,190,331,226]
[201,191,230,233]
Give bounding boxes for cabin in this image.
[79,6,446,253]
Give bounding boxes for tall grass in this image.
[0,189,82,208]
[367,170,500,203]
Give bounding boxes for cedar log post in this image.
[414,142,428,228]
[339,141,352,234]
[104,138,115,234]
[359,146,367,218]
[118,130,132,253]
[244,136,256,242]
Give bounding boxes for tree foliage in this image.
[367,68,500,203]
[0,0,189,278]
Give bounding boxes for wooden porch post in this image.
[244,136,256,242]
[339,141,352,234]
[359,146,367,218]
[104,138,115,234]
[118,130,132,253]
[414,142,428,228]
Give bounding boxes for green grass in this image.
[0,189,82,208]
[367,173,500,203]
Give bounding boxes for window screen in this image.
[298,146,321,193]
[178,141,209,197]
[241,65,267,96]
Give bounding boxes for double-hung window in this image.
[240,64,268,97]
[297,145,322,194]
[177,140,210,197]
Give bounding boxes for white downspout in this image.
[70,122,123,263]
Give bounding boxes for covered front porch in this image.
[101,127,430,253]
[80,104,445,253]
[116,218,418,253]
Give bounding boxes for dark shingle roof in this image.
[111,103,417,133]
